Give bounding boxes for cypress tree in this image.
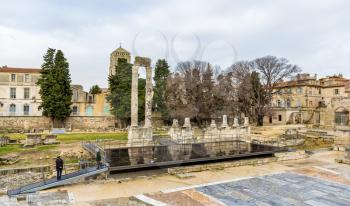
[107,58,146,127]
[153,59,170,121]
[107,58,132,126]
[37,48,72,127]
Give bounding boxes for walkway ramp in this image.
[7,166,108,196]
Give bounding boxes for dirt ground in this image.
[45,150,346,204]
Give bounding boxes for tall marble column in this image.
[144,66,153,128]
[131,65,139,127]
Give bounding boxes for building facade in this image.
[265,73,350,128]
[0,67,42,116]
[0,66,111,117]
[71,85,111,116]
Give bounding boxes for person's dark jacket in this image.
[96,151,102,162]
[56,158,64,170]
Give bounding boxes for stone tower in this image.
[109,46,131,76]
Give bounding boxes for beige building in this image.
[0,66,111,117]
[0,67,42,116]
[71,85,111,116]
[265,73,350,128]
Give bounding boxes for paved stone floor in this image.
[145,171,350,206]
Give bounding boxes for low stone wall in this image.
[274,150,308,161]
[0,116,116,132]
[0,116,51,132]
[167,150,308,174]
[0,165,51,176]
[66,116,116,132]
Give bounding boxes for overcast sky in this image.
[1,0,350,89]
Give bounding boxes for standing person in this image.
[55,156,64,180]
[96,149,102,169]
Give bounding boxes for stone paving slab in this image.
[197,172,350,206]
[293,166,350,185]
[144,171,350,206]
[147,189,222,206]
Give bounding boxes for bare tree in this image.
[228,61,254,121]
[165,60,216,127]
[253,56,301,103]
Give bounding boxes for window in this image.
[86,105,93,116]
[277,100,282,107]
[24,74,30,83]
[9,104,16,116]
[296,99,301,107]
[334,89,339,95]
[73,90,79,101]
[88,95,94,103]
[23,105,29,115]
[278,115,282,121]
[286,99,291,108]
[11,74,16,82]
[24,88,30,99]
[10,88,16,99]
[103,104,109,115]
[309,101,313,107]
[296,87,303,94]
[319,89,321,95]
[72,106,78,115]
[335,111,349,125]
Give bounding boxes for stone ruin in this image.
[25,134,42,146]
[345,147,350,160]
[168,115,251,143]
[25,134,58,146]
[106,115,260,167]
[43,135,59,145]
[0,136,9,146]
[127,56,153,145]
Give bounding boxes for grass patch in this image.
[2,132,128,143]
[57,132,127,143]
[0,144,22,156]
[0,144,59,157]
[3,133,26,140]
[35,145,59,151]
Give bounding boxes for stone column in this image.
[144,66,153,128]
[183,117,191,127]
[221,115,228,128]
[233,117,239,127]
[182,117,193,143]
[210,120,217,128]
[131,65,139,127]
[244,117,249,126]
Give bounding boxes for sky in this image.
[1,0,350,89]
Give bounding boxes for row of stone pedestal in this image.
[168,115,251,143]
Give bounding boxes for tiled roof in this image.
[0,67,41,73]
